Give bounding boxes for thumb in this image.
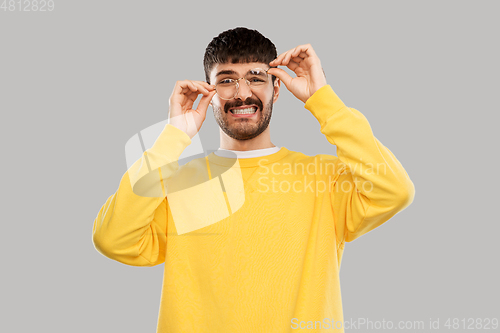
[267,68,293,89]
[196,90,217,115]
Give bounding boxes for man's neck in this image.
[219,128,275,151]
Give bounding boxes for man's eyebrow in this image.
[215,69,238,77]
[215,68,269,77]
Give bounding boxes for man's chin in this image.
[225,129,260,141]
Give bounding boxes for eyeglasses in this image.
[214,68,271,100]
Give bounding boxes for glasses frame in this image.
[214,67,272,101]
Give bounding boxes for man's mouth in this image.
[229,105,258,115]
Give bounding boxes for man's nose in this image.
[235,80,253,100]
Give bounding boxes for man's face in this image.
[209,62,280,141]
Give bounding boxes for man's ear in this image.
[273,78,281,103]
[208,81,213,106]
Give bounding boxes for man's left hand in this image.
[268,44,328,103]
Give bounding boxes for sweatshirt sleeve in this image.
[92,124,191,266]
[304,85,415,244]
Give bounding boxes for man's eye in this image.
[219,79,234,85]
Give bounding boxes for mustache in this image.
[224,98,263,113]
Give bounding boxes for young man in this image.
[93,27,415,332]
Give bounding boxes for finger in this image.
[284,44,316,65]
[172,81,200,106]
[177,81,197,96]
[195,90,217,114]
[172,81,189,104]
[270,51,285,65]
[296,44,317,58]
[282,47,299,66]
[275,46,300,66]
[195,81,215,91]
[182,84,211,101]
[173,80,187,96]
[267,68,293,89]
[270,47,295,66]
[285,45,314,65]
[182,87,215,112]
[271,44,316,66]
[286,60,301,72]
[176,80,212,96]
[291,52,307,62]
[188,81,211,95]
[293,51,308,59]
[185,85,199,100]
[184,97,195,111]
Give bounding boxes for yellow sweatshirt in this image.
[92,85,415,332]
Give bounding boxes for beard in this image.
[212,95,273,141]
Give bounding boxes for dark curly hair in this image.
[203,27,277,85]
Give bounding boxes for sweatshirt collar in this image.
[207,147,290,168]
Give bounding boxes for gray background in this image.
[1,0,498,332]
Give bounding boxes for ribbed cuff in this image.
[148,124,192,162]
[304,85,347,127]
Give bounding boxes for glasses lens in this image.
[245,69,269,86]
[215,79,237,100]
[215,68,270,100]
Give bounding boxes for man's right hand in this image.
[168,80,217,139]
